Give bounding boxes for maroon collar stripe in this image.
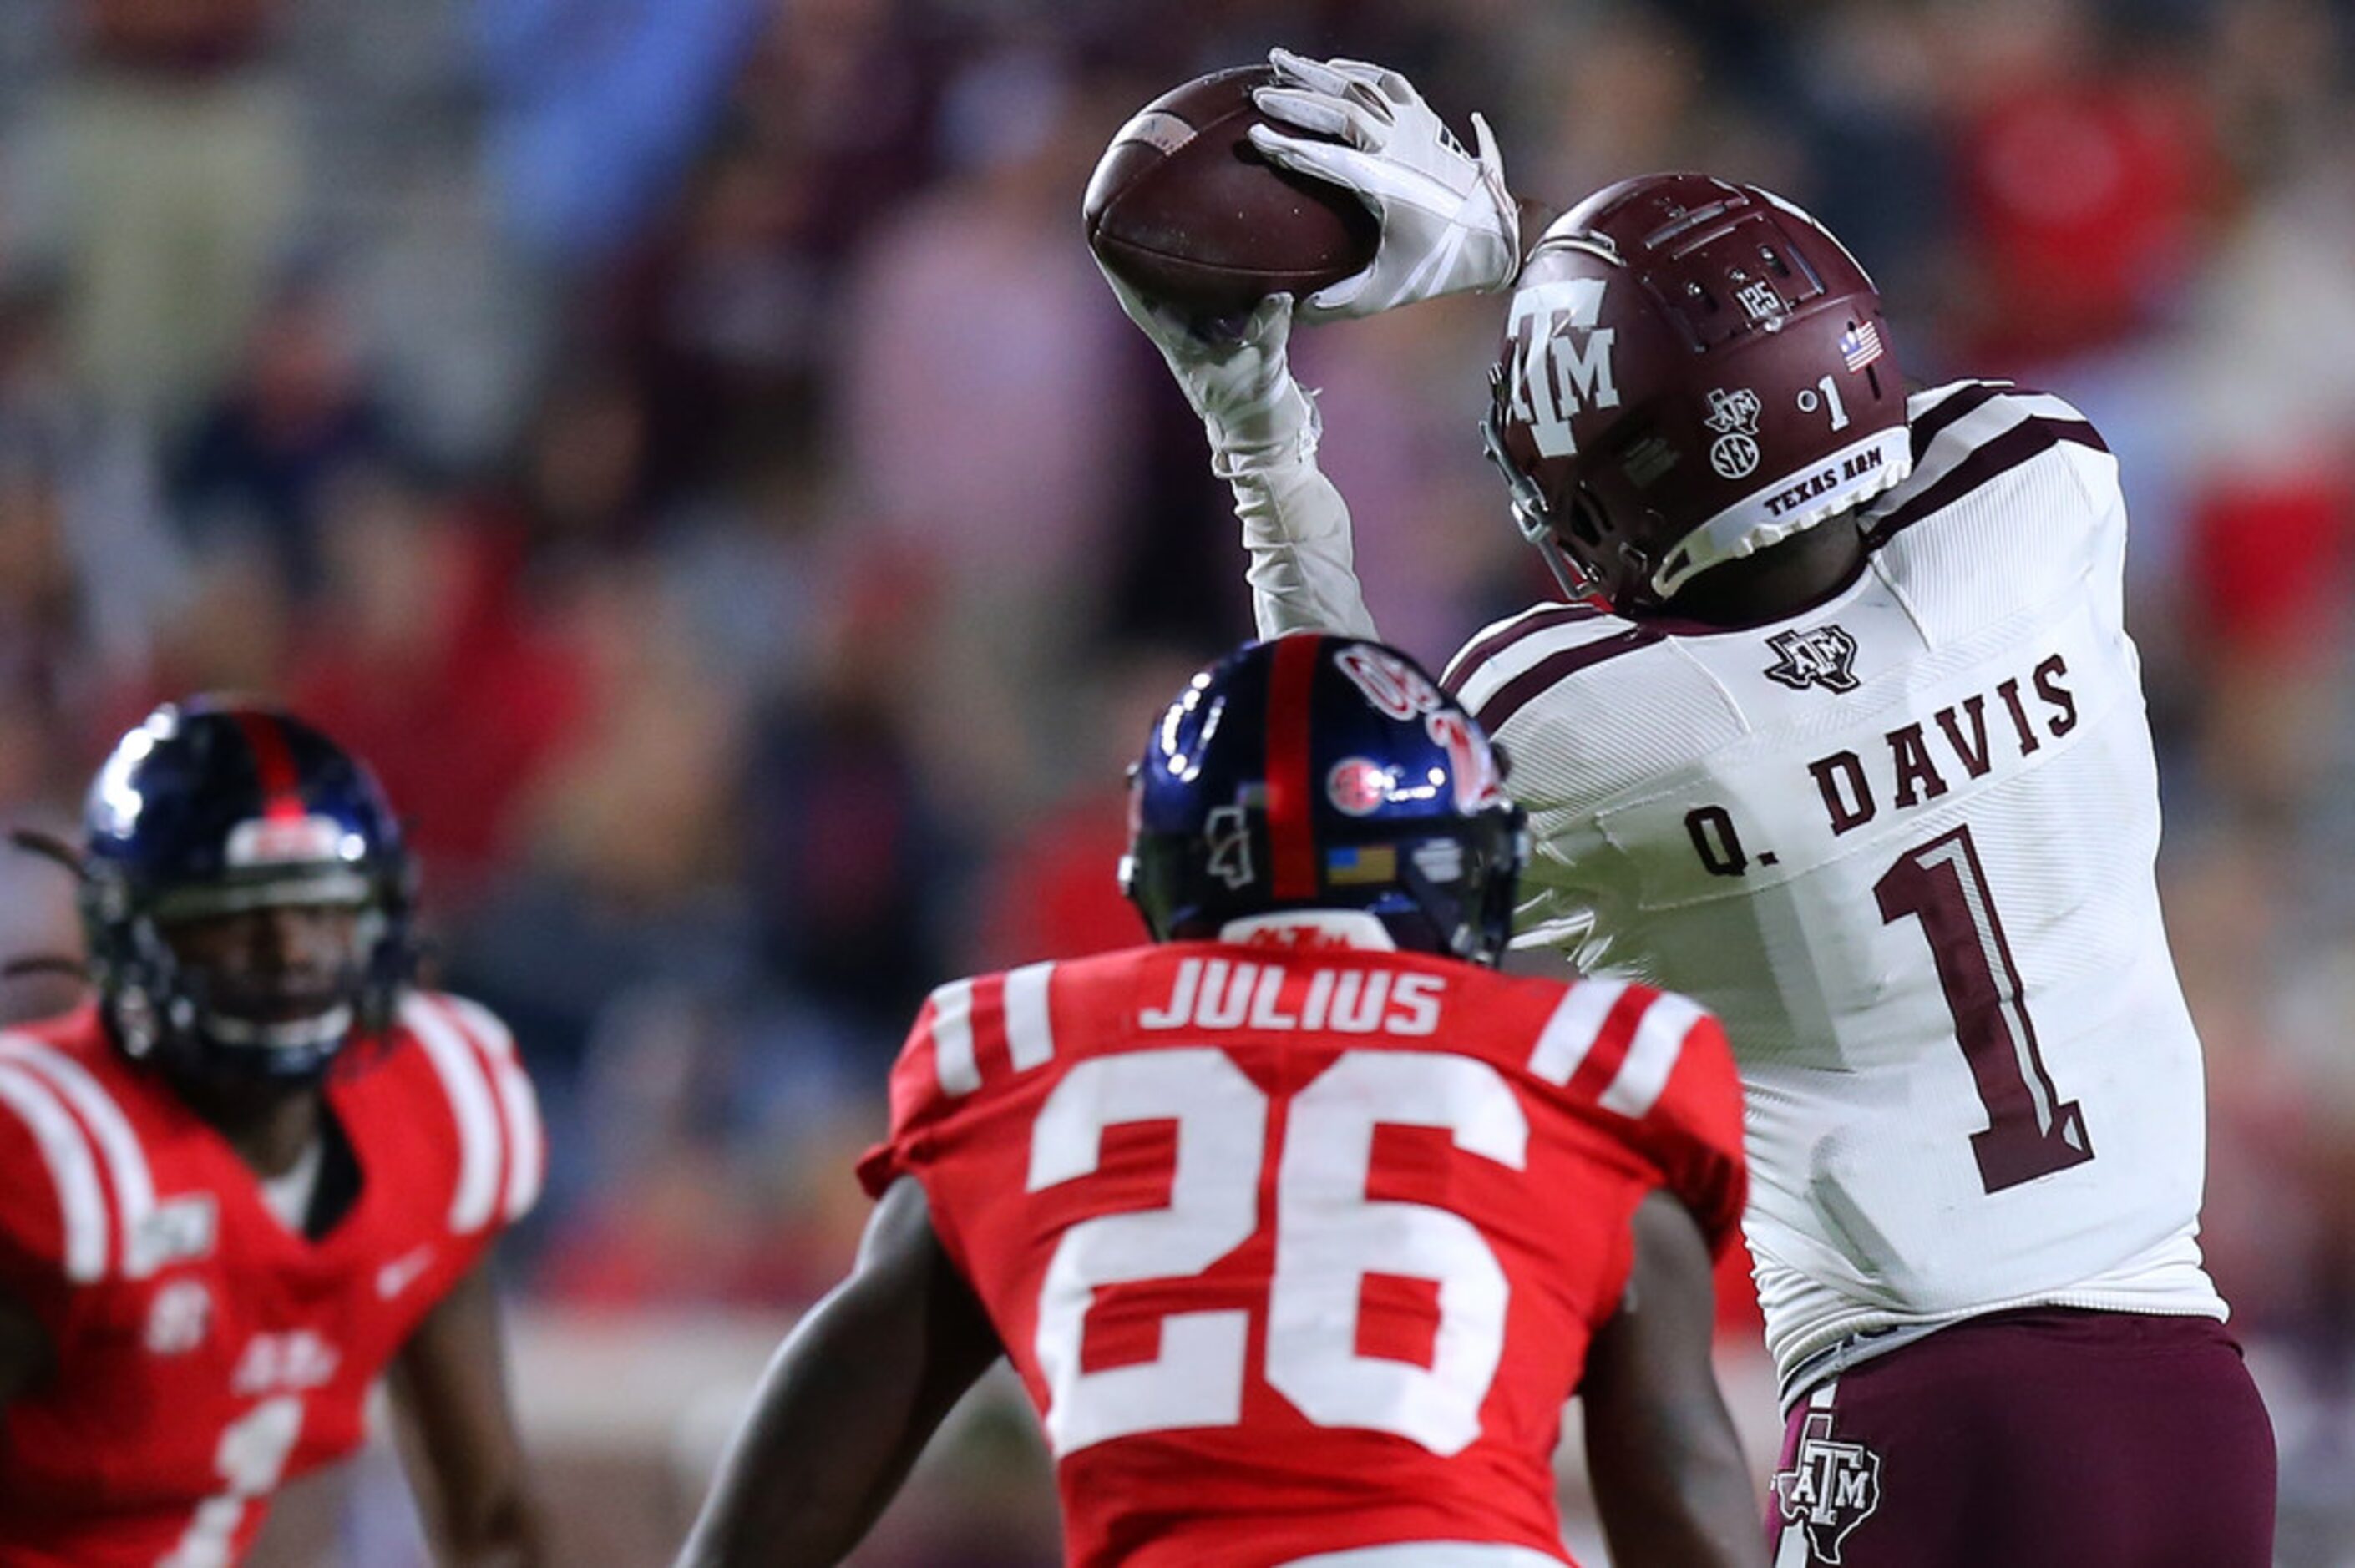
[1868,415,2108,547]
[1474,627,1664,733]
[1441,604,1604,697]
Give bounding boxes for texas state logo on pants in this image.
[1770,1403,1883,1565]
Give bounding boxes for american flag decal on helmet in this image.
[1840,321,1884,372]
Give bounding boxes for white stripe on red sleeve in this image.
[1002,964,1056,1072]
[399,994,505,1234]
[1527,979,1629,1085]
[0,1062,109,1282]
[928,979,980,1096]
[441,996,545,1224]
[1600,992,1706,1120]
[0,1035,158,1277]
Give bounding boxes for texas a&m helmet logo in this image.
[1764,623,1861,694]
[1772,1410,1883,1564]
[1702,386,1763,480]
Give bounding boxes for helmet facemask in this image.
[1481,383,1659,611]
[86,857,415,1086]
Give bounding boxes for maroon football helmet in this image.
[1481,173,1911,615]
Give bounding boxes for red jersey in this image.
[0,992,543,1567]
[858,912,1747,1568]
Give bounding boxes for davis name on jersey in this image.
[858,917,1745,1568]
[1441,382,2227,1396]
[0,992,541,1566]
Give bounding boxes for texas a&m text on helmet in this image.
[1122,634,1527,965]
[1482,172,1911,615]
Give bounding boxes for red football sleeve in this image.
[855,1000,946,1200]
[1629,1013,1750,1257]
[0,1097,77,1323]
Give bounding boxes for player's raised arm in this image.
[1089,51,1527,643]
[1087,63,1395,642]
[387,1259,547,1566]
[1579,1189,1766,1567]
[1095,268,1379,642]
[675,1176,1004,1568]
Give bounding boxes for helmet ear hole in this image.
[1563,489,1606,549]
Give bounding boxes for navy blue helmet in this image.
[1122,635,1527,964]
[75,698,416,1082]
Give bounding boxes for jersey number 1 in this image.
[162,1396,304,1568]
[1028,1047,1524,1459]
[1876,825,2094,1193]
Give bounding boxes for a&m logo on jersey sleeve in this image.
[1773,1411,1883,1564]
[1764,624,1860,694]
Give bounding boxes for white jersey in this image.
[1247,379,2228,1397]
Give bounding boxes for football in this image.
[1084,65,1380,320]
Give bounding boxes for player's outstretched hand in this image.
[1248,49,1520,321]
[1096,256,1299,443]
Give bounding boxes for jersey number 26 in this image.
[1029,1047,1522,1459]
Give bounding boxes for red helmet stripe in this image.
[229,711,308,822]
[1264,635,1323,900]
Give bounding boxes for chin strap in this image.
[3,955,86,980]
[8,827,87,876]
[3,828,93,985]
[1532,534,1607,605]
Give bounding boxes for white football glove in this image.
[1094,256,1315,477]
[1248,49,1520,321]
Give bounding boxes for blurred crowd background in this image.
[1,0,2352,1560]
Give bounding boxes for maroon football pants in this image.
[1766,1308,2275,1566]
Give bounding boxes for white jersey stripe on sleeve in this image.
[400,994,504,1233]
[928,979,980,1096]
[0,1035,158,1277]
[491,1054,544,1222]
[1600,992,1705,1120]
[442,996,545,1223]
[1002,964,1056,1072]
[0,1063,109,1282]
[1528,979,1629,1085]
